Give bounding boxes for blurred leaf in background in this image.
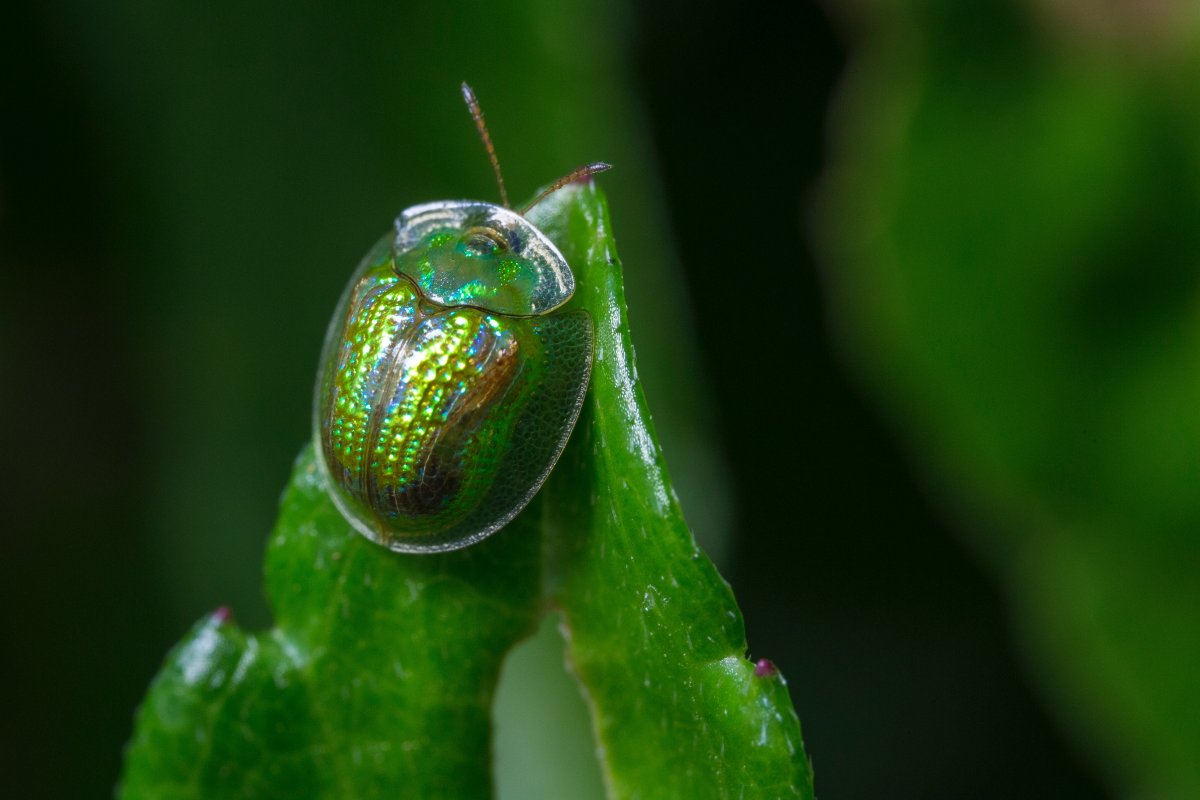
[819,1,1200,797]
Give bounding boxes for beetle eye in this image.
[463,226,507,256]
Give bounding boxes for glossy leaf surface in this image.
[529,188,814,799]
[120,184,813,799]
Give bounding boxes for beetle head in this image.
[392,201,575,317]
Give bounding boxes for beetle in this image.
[313,83,608,553]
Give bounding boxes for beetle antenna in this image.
[460,82,510,209]
[520,162,613,215]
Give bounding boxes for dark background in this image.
[1,1,1148,797]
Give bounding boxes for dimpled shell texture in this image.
[315,236,592,552]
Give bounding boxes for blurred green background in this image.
[4,1,1197,798]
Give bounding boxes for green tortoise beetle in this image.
[313,83,609,553]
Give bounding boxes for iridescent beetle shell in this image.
[313,200,593,552]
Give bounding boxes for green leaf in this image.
[120,184,813,799]
[529,187,814,799]
[818,3,1200,797]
